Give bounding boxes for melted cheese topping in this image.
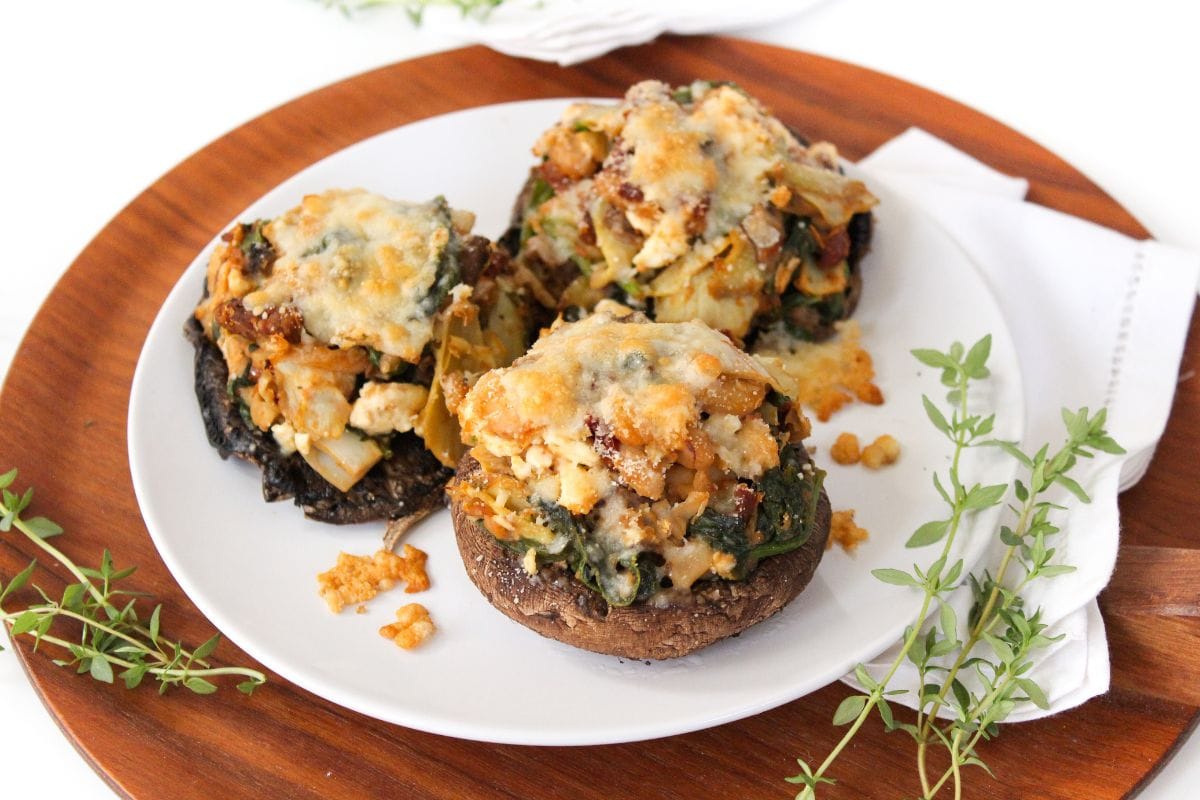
[534,82,800,275]
[242,189,454,363]
[459,311,776,516]
[620,81,792,270]
[453,311,821,601]
[194,189,493,493]
[520,81,877,341]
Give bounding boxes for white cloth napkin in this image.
[847,129,1199,721]
[420,0,820,65]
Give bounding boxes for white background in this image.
[1,0,1196,796]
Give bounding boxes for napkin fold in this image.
[847,129,1199,721]
[420,0,821,65]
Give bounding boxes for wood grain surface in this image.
[1,37,1197,799]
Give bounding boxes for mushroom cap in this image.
[451,453,832,660]
[186,316,451,524]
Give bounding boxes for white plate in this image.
[128,99,1023,745]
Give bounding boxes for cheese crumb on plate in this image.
[379,603,436,650]
[317,544,430,613]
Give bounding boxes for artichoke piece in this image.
[776,161,879,229]
[302,432,384,493]
[796,256,850,297]
[419,284,531,467]
[651,230,765,339]
[588,198,640,290]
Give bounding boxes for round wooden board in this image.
[1,37,1197,799]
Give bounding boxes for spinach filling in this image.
[776,216,853,340]
[519,178,556,246]
[496,500,659,608]
[237,220,276,275]
[226,364,256,428]
[688,444,825,579]
[417,197,462,317]
[502,439,823,607]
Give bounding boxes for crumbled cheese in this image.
[861,435,901,469]
[828,510,870,553]
[829,432,861,465]
[702,413,779,478]
[379,603,435,650]
[349,381,429,436]
[316,545,430,613]
[557,461,608,514]
[661,537,716,591]
[271,421,298,455]
[525,445,553,472]
[753,320,884,421]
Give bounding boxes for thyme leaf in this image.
[788,335,1123,799]
[0,471,267,696]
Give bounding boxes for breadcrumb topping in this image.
[754,320,883,421]
[317,545,430,613]
[830,432,900,469]
[861,435,901,469]
[830,432,861,465]
[828,509,870,553]
[379,603,436,650]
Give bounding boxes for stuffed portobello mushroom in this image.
[507,80,878,343]
[189,188,530,524]
[449,308,831,659]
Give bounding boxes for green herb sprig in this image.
[787,336,1123,799]
[0,469,266,696]
[323,0,509,25]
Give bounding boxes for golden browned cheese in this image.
[753,320,884,422]
[458,312,778,512]
[244,190,458,361]
[193,190,483,489]
[452,311,808,595]
[518,80,878,340]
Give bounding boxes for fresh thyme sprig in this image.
[322,0,509,24]
[787,336,1123,799]
[0,469,266,696]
